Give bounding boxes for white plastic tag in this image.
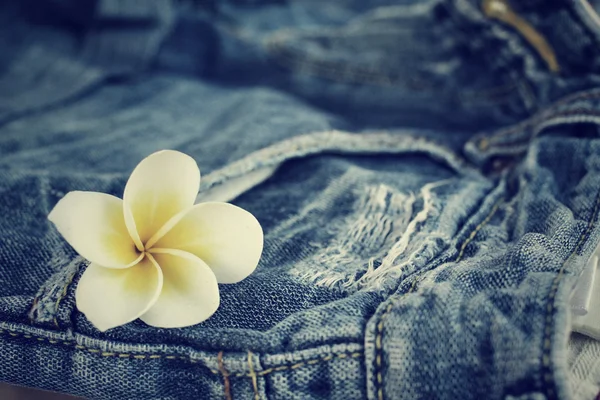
[571,255,597,316]
[572,242,600,340]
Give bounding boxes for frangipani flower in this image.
[48,150,263,331]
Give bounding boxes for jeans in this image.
[1,0,600,398]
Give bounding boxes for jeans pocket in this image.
[27,130,491,362]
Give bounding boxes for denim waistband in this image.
[449,0,600,110]
[2,0,598,130]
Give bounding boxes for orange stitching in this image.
[0,328,361,378]
[375,277,420,400]
[373,191,502,400]
[250,352,363,378]
[455,200,503,262]
[218,352,232,400]
[248,351,260,400]
[542,189,600,399]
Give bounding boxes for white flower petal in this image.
[75,257,163,332]
[152,202,263,283]
[124,204,144,252]
[48,191,142,268]
[123,150,200,245]
[141,249,219,328]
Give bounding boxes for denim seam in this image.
[0,327,362,377]
[475,108,600,154]
[248,350,260,400]
[541,187,600,399]
[471,89,600,152]
[240,352,362,378]
[455,199,503,262]
[480,90,600,144]
[217,351,233,400]
[552,90,600,108]
[490,109,600,148]
[375,276,420,400]
[374,192,503,400]
[200,130,475,194]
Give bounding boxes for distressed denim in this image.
[1,0,600,399]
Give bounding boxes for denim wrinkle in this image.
[1,0,600,399]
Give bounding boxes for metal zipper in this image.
[482,0,560,73]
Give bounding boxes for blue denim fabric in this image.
[1,0,600,399]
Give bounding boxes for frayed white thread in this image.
[382,180,448,264]
[360,234,446,292]
[293,185,416,292]
[354,179,451,290]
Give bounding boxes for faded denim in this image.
[1,0,600,399]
